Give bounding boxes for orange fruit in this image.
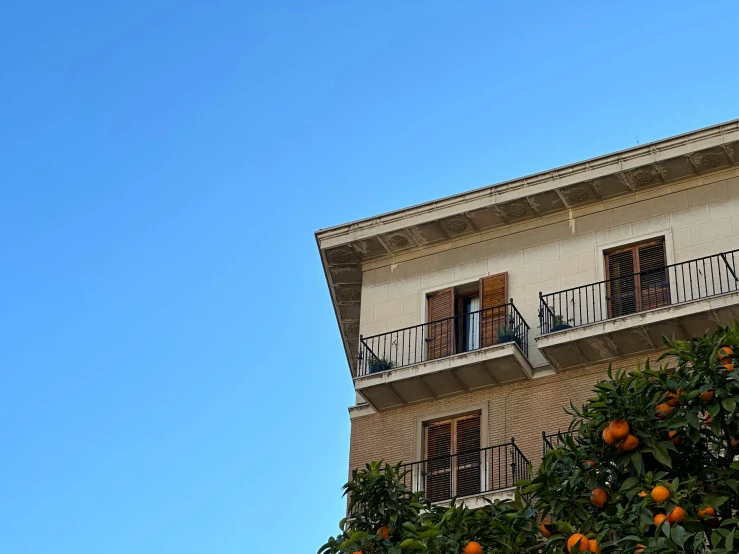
[718,346,733,362]
[618,434,640,451]
[638,490,647,497]
[539,520,554,538]
[654,513,668,526]
[590,488,608,509]
[724,362,734,372]
[602,427,618,445]
[732,438,738,447]
[582,460,597,469]
[608,419,630,440]
[668,430,680,445]
[567,534,589,553]
[588,539,600,554]
[698,506,715,519]
[656,403,672,418]
[665,392,680,407]
[377,526,389,540]
[635,544,645,553]
[703,414,714,425]
[667,505,685,523]
[700,390,714,401]
[651,485,670,503]
[463,541,482,554]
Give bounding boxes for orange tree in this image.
[319,324,739,554]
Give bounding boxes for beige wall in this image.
[349,353,662,476]
[358,170,739,369]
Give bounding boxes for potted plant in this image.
[367,355,394,374]
[551,314,574,332]
[497,321,522,348]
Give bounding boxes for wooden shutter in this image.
[455,415,481,498]
[606,239,668,317]
[424,414,481,502]
[637,241,670,310]
[425,422,452,502]
[426,288,454,360]
[606,247,637,317]
[479,273,507,347]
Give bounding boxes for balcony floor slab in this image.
[536,291,739,371]
[355,343,533,411]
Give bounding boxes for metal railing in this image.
[542,431,573,457]
[399,439,529,503]
[358,300,529,376]
[539,249,739,334]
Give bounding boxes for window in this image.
[424,413,481,501]
[605,238,669,317]
[426,274,508,360]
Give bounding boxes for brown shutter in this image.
[637,240,669,310]
[425,422,452,502]
[606,248,636,317]
[479,273,507,347]
[455,415,481,497]
[426,288,454,360]
[606,239,668,316]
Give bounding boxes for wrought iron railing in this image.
[399,439,529,503]
[539,249,739,334]
[542,431,572,457]
[358,300,529,376]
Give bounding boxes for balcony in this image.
[355,301,533,411]
[536,249,739,371]
[399,440,529,506]
[542,431,574,458]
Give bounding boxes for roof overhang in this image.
[315,118,739,376]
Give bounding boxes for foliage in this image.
[552,314,574,327]
[368,355,395,369]
[497,317,523,339]
[320,324,739,554]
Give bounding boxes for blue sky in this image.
[1,1,738,553]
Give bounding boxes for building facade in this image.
[316,119,739,506]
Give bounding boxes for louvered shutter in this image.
[425,422,452,502]
[637,241,670,310]
[606,248,637,317]
[426,288,454,360]
[479,273,507,347]
[455,415,481,497]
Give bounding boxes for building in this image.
[315,119,739,507]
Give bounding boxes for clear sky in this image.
[2,1,738,553]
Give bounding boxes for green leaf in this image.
[652,443,672,468]
[621,477,639,491]
[667,417,688,429]
[707,402,721,417]
[689,426,701,444]
[723,398,737,412]
[712,416,722,437]
[671,524,686,547]
[704,493,730,507]
[685,410,700,429]
[398,539,426,550]
[631,450,643,472]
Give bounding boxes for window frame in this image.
[595,229,676,318]
[412,404,489,494]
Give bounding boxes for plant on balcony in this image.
[319,323,739,554]
[551,313,574,332]
[367,355,394,374]
[496,320,523,347]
